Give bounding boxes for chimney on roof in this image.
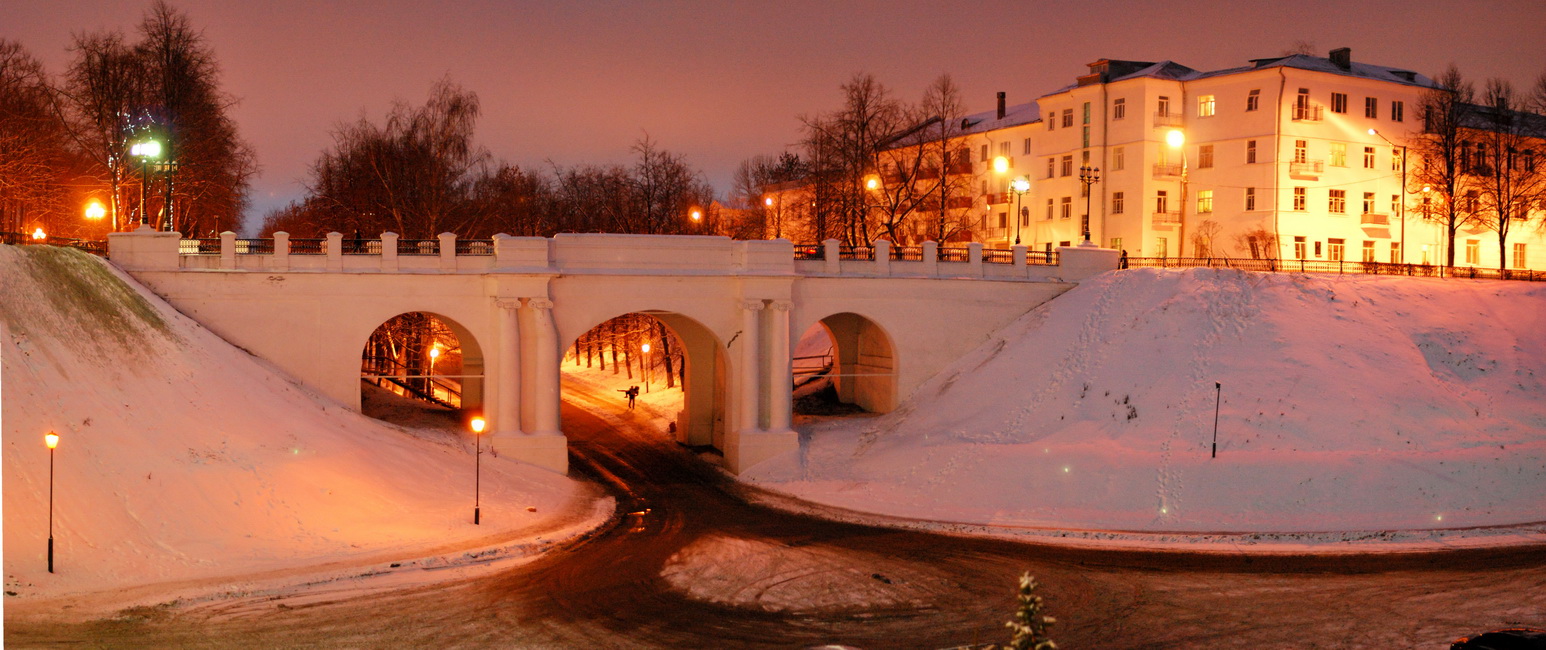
[997,92,1006,119]
[1329,47,1351,70]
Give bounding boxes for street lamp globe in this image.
[1166,129,1185,148]
[1010,177,1031,193]
[993,156,1009,174]
[31,228,45,241]
[763,197,773,207]
[84,200,106,221]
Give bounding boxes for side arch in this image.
[358,310,487,414]
[809,312,898,414]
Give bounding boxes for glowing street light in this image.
[84,200,106,222]
[470,417,486,525]
[130,139,163,228]
[427,346,442,400]
[865,176,879,191]
[763,197,773,207]
[1165,129,1190,257]
[1079,165,1101,244]
[993,155,1009,174]
[31,228,46,242]
[1008,177,1031,246]
[641,342,652,394]
[45,431,59,573]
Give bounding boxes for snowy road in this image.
[8,395,1544,648]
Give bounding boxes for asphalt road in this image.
[8,397,1545,648]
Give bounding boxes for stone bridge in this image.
[107,228,1118,474]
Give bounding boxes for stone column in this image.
[525,298,562,436]
[737,299,765,433]
[766,300,794,434]
[494,298,522,436]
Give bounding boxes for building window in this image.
[1330,143,1346,167]
[1157,96,1170,116]
[1362,240,1376,262]
[1046,198,1054,220]
[1062,108,1073,128]
[1296,88,1311,116]
[1315,240,1322,258]
[1363,146,1376,169]
[1390,242,1401,264]
[1081,150,1090,164]
[999,141,1011,157]
[1113,98,1126,120]
[981,181,988,195]
[1331,92,1348,113]
[1294,236,1307,259]
[1328,238,1345,261]
[1113,191,1125,214]
[1246,140,1257,164]
[1082,125,1090,148]
[1156,237,1168,258]
[1330,189,1346,213]
[1198,94,1216,117]
[1247,89,1260,111]
[1199,144,1214,168]
[1046,157,1055,178]
[1515,243,1528,269]
[1060,196,1072,220]
[1048,117,1055,131]
[981,144,989,161]
[1245,187,1257,211]
[997,212,1008,229]
[1365,97,1378,118]
[1392,101,1405,122]
[1060,155,1073,177]
[1198,189,1214,213]
[1362,192,1376,215]
[1156,190,1169,214]
[1465,239,1480,265]
[1294,140,1308,163]
[1391,194,1401,214]
[1293,187,1307,211]
[1082,101,1091,124]
[1109,237,1123,252]
[1392,149,1402,171]
[1023,138,1032,155]
[1113,146,1125,171]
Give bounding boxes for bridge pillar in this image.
[493,299,522,436]
[724,298,796,473]
[220,231,236,269]
[765,300,794,435]
[273,232,290,271]
[506,297,567,474]
[734,299,764,433]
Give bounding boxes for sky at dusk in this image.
[10,0,1546,230]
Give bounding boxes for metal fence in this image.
[398,239,439,255]
[455,239,494,256]
[1124,257,1545,282]
[289,238,325,255]
[2,232,108,255]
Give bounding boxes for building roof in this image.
[883,101,1041,150]
[1043,49,1441,98]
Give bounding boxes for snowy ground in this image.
[746,268,1546,548]
[0,246,608,616]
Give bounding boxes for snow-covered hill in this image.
[748,268,1546,535]
[1,246,593,604]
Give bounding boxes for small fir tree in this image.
[1003,572,1056,650]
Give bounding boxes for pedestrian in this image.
[1119,249,1129,269]
[628,386,639,409]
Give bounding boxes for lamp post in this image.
[428,346,441,400]
[31,228,46,243]
[1166,129,1189,258]
[129,140,162,228]
[470,417,485,525]
[1368,129,1408,264]
[45,431,58,573]
[992,156,1010,244]
[84,200,106,226]
[1008,177,1030,245]
[641,342,652,394]
[1078,165,1101,244]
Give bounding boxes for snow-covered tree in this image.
[1001,572,1056,650]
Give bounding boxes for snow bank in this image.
[1,246,591,604]
[748,268,1546,534]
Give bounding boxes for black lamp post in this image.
[130,140,161,228]
[45,431,58,573]
[470,417,485,525]
[1078,165,1101,243]
[1009,177,1031,246]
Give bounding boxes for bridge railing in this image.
[131,230,1117,282]
[1124,256,1545,282]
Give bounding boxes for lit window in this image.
[1362,192,1375,214]
[1392,149,1402,171]
[1109,237,1123,251]
[1330,189,1346,213]
[1328,238,1345,261]
[1331,92,1348,113]
[1391,194,1400,214]
[1330,143,1346,167]
[1199,144,1214,169]
[1113,191,1125,214]
[1294,187,1307,211]
[1362,240,1376,262]
[1082,101,1091,124]
[1294,236,1307,259]
[1198,189,1213,213]
[1113,98,1126,120]
[1390,242,1401,263]
[1247,89,1260,111]
[1245,187,1256,211]
[1294,140,1308,163]
[1514,243,1528,269]
[1198,95,1216,117]
[1082,125,1090,148]
[1465,240,1480,265]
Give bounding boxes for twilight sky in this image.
[10,0,1546,229]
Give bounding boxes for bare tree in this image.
[801,73,906,246]
[1471,79,1546,271]
[0,40,78,234]
[62,30,144,231]
[731,152,805,239]
[867,74,972,245]
[629,134,713,234]
[1192,219,1223,258]
[1409,65,1480,269]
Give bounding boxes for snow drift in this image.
[1,246,589,601]
[749,268,1546,533]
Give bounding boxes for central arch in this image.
[562,310,726,448]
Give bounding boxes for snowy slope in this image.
[1,246,592,603]
[748,268,1546,534]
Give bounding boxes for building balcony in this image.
[1360,212,1390,225]
[985,192,1010,205]
[944,161,973,175]
[1154,111,1184,128]
[1152,163,1185,178]
[1292,105,1324,122]
[1289,160,1325,178]
[1152,211,1181,227]
[945,195,974,209]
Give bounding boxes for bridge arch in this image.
[358,310,486,417]
[562,310,726,448]
[799,312,898,413]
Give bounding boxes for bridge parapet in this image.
[122,230,1116,281]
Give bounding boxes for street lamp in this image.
[31,228,46,242]
[1166,129,1189,258]
[1369,128,1408,264]
[1078,165,1101,244]
[641,342,651,394]
[470,417,485,525]
[45,431,58,573]
[1009,177,1031,245]
[84,200,106,223]
[129,140,162,228]
[428,346,441,399]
